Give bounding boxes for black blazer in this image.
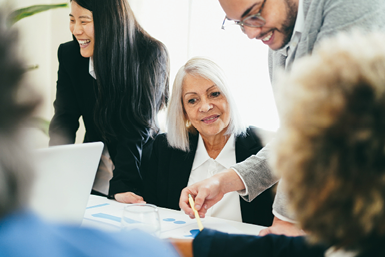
[142,127,275,226]
[49,40,155,197]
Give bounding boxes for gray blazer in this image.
[233,0,385,219]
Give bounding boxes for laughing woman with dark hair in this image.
[49,0,169,203]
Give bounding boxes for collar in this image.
[278,0,305,57]
[89,57,96,79]
[192,134,235,170]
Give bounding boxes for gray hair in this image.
[167,57,245,151]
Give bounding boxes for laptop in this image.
[29,142,104,225]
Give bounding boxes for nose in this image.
[242,26,263,39]
[71,22,83,36]
[199,99,213,112]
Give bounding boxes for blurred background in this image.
[4,0,278,148]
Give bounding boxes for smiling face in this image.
[69,1,95,58]
[219,0,298,50]
[182,74,231,143]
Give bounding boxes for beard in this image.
[277,0,298,50]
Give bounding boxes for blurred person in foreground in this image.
[172,31,385,257]
[0,11,177,257]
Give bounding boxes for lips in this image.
[77,39,91,48]
[260,31,274,45]
[201,115,219,124]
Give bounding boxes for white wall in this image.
[9,0,279,147]
[129,0,279,132]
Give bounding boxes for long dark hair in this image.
[71,0,169,141]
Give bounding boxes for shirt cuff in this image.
[273,209,297,223]
[231,168,249,196]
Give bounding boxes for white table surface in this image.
[82,195,265,239]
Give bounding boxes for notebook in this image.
[29,142,104,225]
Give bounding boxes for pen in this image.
[188,194,204,231]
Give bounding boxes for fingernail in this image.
[195,205,201,210]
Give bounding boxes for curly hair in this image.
[271,31,385,253]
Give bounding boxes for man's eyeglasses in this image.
[221,2,266,32]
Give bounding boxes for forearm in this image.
[216,168,246,194]
[108,127,150,198]
[232,145,279,201]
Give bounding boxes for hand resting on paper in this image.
[114,192,146,204]
[179,168,245,219]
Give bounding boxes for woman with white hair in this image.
[143,57,275,226]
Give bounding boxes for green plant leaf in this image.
[9,3,68,26]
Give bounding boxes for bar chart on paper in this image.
[83,195,250,239]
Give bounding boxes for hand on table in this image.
[179,168,245,219]
[259,216,306,236]
[114,192,145,204]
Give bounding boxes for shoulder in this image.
[57,40,89,73]
[58,40,80,56]
[153,132,196,154]
[153,133,168,146]
[152,133,173,154]
[55,226,178,256]
[235,126,263,156]
[238,126,261,142]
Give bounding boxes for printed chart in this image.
[83,195,246,239]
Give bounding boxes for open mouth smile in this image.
[201,115,219,124]
[78,39,91,48]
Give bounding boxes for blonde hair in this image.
[272,31,385,252]
[167,57,245,151]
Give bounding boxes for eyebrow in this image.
[69,14,92,19]
[241,2,261,18]
[184,85,217,97]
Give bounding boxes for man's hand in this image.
[114,192,145,204]
[259,216,306,236]
[179,168,245,218]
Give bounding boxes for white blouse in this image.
[187,134,242,222]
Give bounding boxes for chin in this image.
[80,51,92,58]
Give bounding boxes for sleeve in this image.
[231,144,279,201]
[141,135,162,205]
[193,229,327,257]
[272,180,296,222]
[49,44,81,146]
[316,0,385,43]
[108,126,150,197]
[108,42,169,198]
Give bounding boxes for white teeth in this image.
[204,116,217,121]
[262,32,273,42]
[78,39,90,45]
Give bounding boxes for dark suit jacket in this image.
[193,229,327,257]
[49,40,155,197]
[142,127,275,226]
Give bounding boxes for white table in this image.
[82,195,265,239]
